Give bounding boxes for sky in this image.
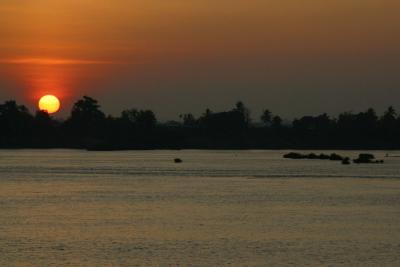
[0,0,399,120]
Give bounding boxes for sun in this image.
[38,95,61,114]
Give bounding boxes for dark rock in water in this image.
[353,154,383,164]
[319,154,331,160]
[330,153,344,161]
[283,152,305,159]
[174,158,183,163]
[284,152,345,161]
[359,153,375,160]
[310,153,332,160]
[283,151,385,165]
[307,153,318,159]
[342,157,351,165]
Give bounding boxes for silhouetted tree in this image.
[70,96,105,122]
[34,110,54,129]
[0,101,33,146]
[356,108,378,131]
[337,112,355,130]
[271,116,282,128]
[200,103,249,133]
[180,113,197,127]
[234,101,251,127]
[121,109,157,129]
[381,106,397,129]
[32,110,59,147]
[65,96,106,141]
[378,106,398,147]
[261,109,272,126]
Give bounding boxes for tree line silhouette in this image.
[0,96,399,150]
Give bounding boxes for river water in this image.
[0,150,399,266]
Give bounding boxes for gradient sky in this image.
[0,0,399,120]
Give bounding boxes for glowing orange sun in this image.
[38,95,61,114]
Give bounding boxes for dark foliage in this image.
[0,96,399,150]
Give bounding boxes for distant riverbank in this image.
[2,97,400,150]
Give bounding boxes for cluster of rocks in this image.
[283,152,384,165]
[284,152,345,161]
[353,154,384,164]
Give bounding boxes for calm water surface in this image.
[0,150,399,266]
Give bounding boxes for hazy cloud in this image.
[0,58,118,65]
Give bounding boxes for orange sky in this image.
[0,0,399,118]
